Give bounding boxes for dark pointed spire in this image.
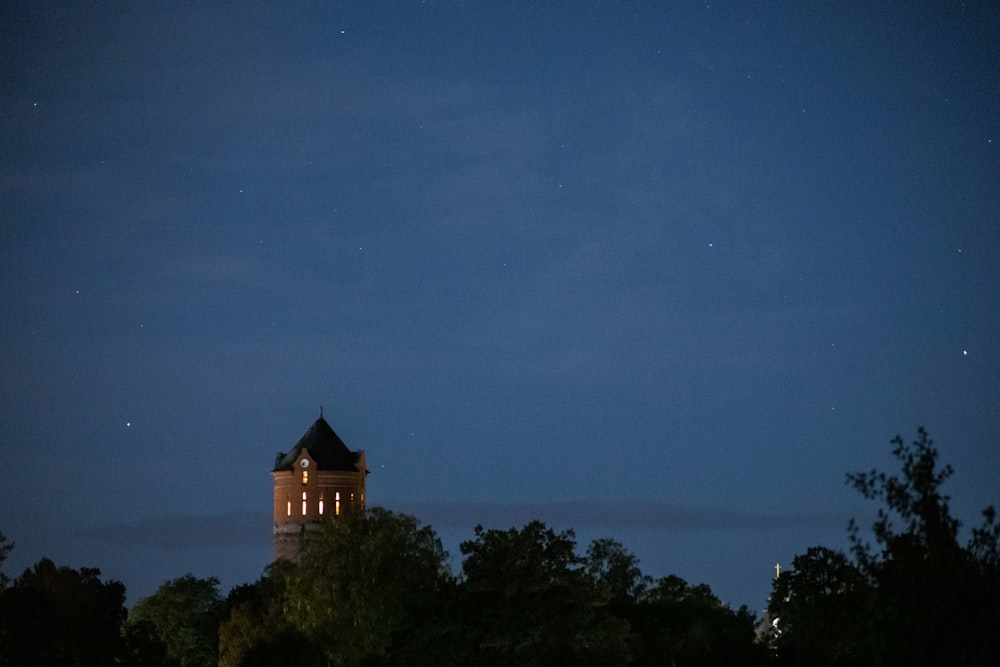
[273,413,358,472]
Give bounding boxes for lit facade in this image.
[271,414,367,560]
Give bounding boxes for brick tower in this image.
[272,411,367,560]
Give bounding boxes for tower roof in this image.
[273,416,361,472]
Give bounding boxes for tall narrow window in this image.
[302,491,307,516]
[335,491,341,516]
[286,497,291,517]
[319,493,325,515]
[302,470,309,485]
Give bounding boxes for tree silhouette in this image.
[130,573,225,667]
[282,507,452,667]
[456,521,632,666]
[769,428,1000,666]
[584,537,651,605]
[767,547,870,665]
[0,558,128,666]
[0,531,12,589]
[217,562,310,667]
[630,574,761,667]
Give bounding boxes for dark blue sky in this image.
[2,1,998,610]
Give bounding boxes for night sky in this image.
[2,1,998,611]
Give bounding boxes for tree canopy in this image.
[220,513,759,667]
[0,531,12,589]
[7,426,993,665]
[0,558,129,666]
[281,507,453,667]
[768,428,1000,666]
[456,521,633,666]
[130,573,225,667]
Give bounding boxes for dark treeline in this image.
[764,428,1000,666]
[1,428,997,666]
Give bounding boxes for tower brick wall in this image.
[272,417,367,560]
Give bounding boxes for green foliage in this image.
[121,619,174,667]
[282,506,452,667]
[631,574,762,667]
[584,537,652,604]
[0,518,772,666]
[768,428,1000,666]
[218,560,325,667]
[130,573,225,667]
[218,581,275,667]
[0,557,128,666]
[767,547,870,665]
[456,521,632,666]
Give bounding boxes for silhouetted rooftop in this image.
[273,416,361,472]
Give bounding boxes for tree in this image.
[847,427,962,570]
[845,427,1000,665]
[0,558,128,666]
[456,521,631,666]
[218,561,325,667]
[281,506,452,667]
[130,573,225,667]
[0,531,12,589]
[120,618,174,667]
[766,547,870,666]
[584,537,651,605]
[631,574,762,667]
[768,428,1000,666]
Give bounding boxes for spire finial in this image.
[320,406,323,419]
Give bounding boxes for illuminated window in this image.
[319,493,325,515]
[302,491,307,516]
[286,497,291,517]
[335,491,341,516]
[302,470,309,485]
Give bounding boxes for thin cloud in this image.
[77,512,270,550]
[385,499,851,533]
[76,501,851,552]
